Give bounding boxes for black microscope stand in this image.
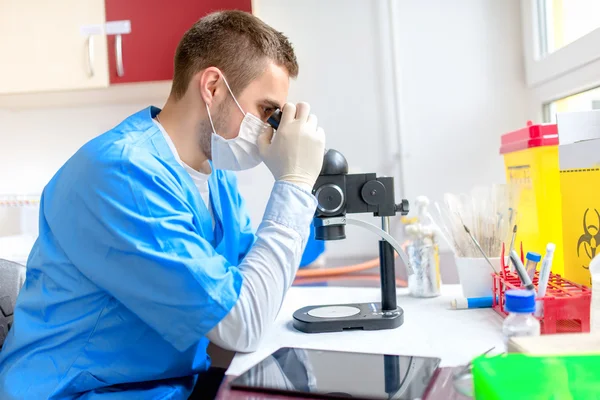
[292,226,404,333]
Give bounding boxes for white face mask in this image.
[206,76,270,171]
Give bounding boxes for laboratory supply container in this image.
[525,251,541,280]
[500,121,564,276]
[501,290,540,344]
[492,247,591,334]
[407,243,440,297]
[556,110,600,286]
[473,353,600,400]
[455,257,502,298]
[404,197,441,297]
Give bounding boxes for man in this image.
[0,10,325,399]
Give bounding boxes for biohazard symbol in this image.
[577,208,600,269]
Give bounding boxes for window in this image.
[538,0,600,56]
[521,0,600,88]
[543,86,600,122]
[522,0,600,122]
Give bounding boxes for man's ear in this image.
[198,67,223,107]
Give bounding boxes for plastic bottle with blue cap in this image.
[502,289,540,345]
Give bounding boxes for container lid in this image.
[505,290,536,313]
[500,121,558,154]
[526,252,541,262]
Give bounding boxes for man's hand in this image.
[258,102,325,192]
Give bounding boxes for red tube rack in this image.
[492,244,591,334]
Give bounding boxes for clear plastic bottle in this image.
[404,196,441,298]
[502,289,540,345]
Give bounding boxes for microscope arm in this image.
[317,216,414,275]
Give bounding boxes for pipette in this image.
[510,250,535,291]
[463,225,497,273]
[535,243,556,317]
[508,225,517,271]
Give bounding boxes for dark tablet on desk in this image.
[230,347,441,400]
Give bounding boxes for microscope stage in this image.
[292,302,404,333]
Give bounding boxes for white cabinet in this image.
[0,0,109,94]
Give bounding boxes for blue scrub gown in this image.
[0,107,252,399]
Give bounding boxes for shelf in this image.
[0,81,172,110]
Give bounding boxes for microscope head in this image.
[263,108,410,242]
[313,149,349,240]
[319,149,349,175]
[312,149,409,241]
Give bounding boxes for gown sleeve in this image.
[45,147,243,352]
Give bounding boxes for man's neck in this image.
[157,97,211,174]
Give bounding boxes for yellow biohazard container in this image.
[556,110,600,286]
[500,121,564,275]
[559,166,600,286]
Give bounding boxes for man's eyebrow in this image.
[261,99,282,110]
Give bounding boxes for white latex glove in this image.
[258,102,325,192]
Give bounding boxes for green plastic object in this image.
[473,353,600,399]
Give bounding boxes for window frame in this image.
[521,0,600,121]
[522,0,600,88]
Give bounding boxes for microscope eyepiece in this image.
[267,109,282,130]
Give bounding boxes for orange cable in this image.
[294,274,407,287]
[295,257,381,278]
[295,241,409,279]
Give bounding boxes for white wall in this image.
[244,0,398,259]
[0,0,530,260]
[393,0,530,205]
[0,104,157,195]
[250,0,530,257]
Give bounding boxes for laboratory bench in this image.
[216,284,505,399]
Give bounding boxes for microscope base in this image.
[292,302,404,333]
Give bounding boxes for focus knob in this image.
[315,184,345,215]
[395,199,409,215]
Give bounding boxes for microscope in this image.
[268,111,411,334]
